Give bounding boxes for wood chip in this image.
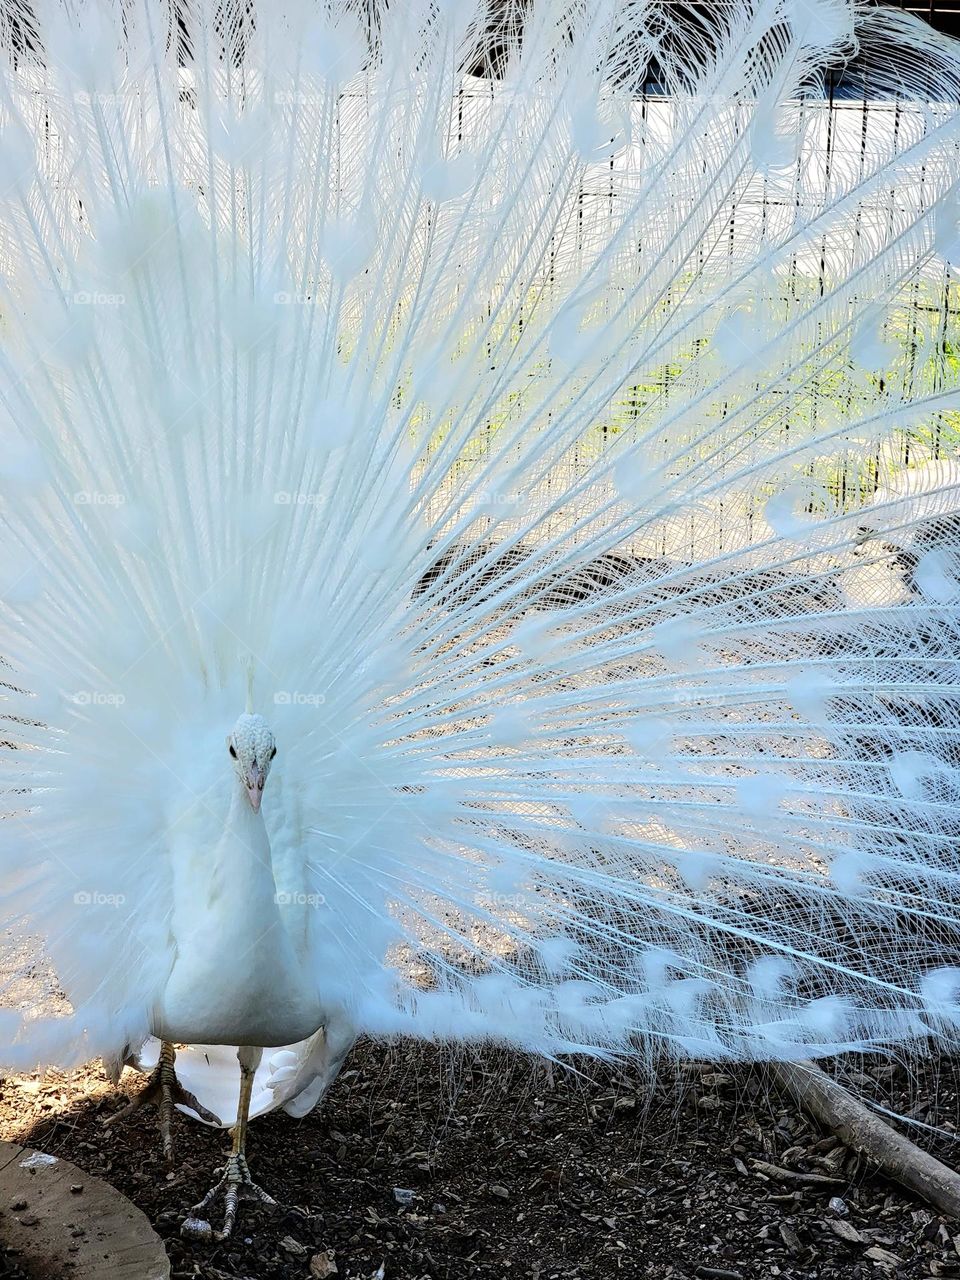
[310,1251,338,1278]
[865,1246,903,1271]
[825,1219,865,1245]
[750,1159,842,1186]
[779,1224,803,1254]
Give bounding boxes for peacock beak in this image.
[245,764,265,812]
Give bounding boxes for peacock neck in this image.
[208,781,280,918]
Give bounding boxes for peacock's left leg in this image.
[180,1046,276,1242]
[105,1040,220,1163]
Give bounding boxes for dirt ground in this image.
[1,1041,959,1280]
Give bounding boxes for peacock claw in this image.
[105,1042,221,1164]
[181,1153,277,1242]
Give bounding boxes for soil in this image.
[1,1042,959,1280]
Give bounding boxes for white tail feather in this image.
[0,0,958,1084]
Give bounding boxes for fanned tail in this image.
[0,0,957,1071]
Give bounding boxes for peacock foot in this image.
[104,1041,221,1164]
[180,1153,277,1242]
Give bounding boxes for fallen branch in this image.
[769,1060,960,1220]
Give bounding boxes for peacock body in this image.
[0,0,959,1231]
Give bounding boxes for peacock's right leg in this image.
[104,1040,221,1163]
[180,1045,276,1242]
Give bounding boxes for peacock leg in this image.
[105,1040,220,1163]
[180,1046,276,1242]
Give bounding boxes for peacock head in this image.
[227,713,277,813]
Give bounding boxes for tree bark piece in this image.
[770,1060,960,1220]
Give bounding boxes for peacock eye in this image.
[229,744,237,759]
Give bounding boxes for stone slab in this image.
[0,1139,169,1279]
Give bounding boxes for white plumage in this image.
[0,0,959,1236]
